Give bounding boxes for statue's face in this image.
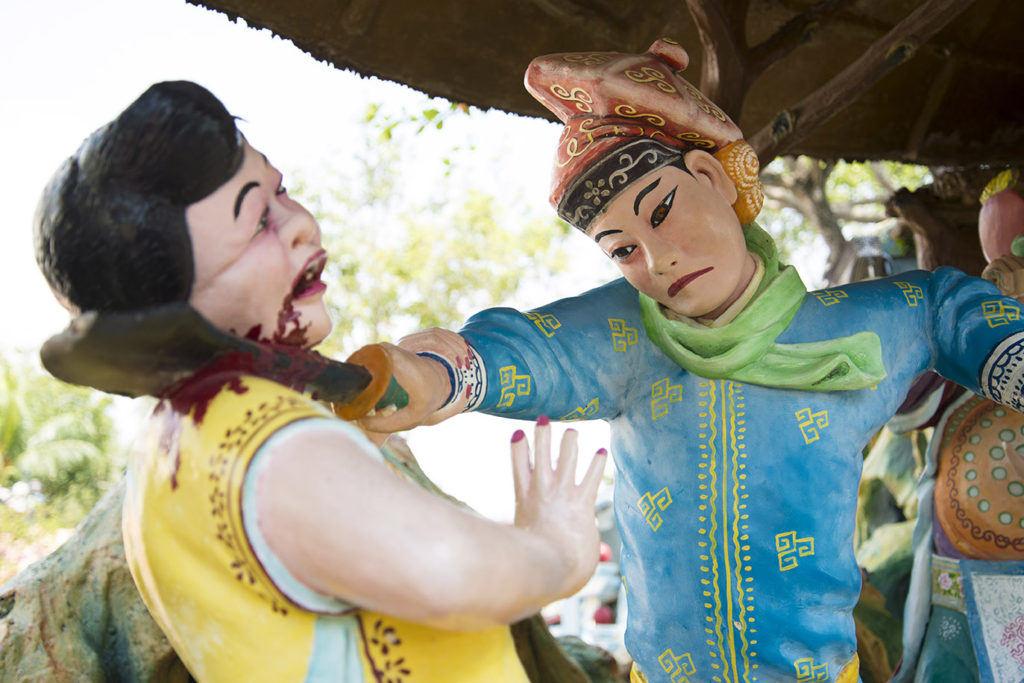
[980,188,1024,261]
[587,152,755,319]
[186,141,331,347]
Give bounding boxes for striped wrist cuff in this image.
[417,346,486,412]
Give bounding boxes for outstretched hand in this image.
[510,416,608,598]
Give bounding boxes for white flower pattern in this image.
[583,179,610,206]
[938,615,962,640]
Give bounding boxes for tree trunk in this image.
[886,168,990,274]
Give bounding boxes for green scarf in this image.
[639,223,887,391]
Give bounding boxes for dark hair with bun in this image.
[35,80,243,312]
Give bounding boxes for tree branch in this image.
[844,196,893,208]
[760,175,790,191]
[763,195,805,214]
[831,207,887,223]
[750,0,979,165]
[868,162,897,194]
[768,157,847,267]
[762,182,794,197]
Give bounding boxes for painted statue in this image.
[33,81,610,682]
[363,40,1024,683]
[891,169,1024,683]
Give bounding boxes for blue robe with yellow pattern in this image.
[458,267,1024,683]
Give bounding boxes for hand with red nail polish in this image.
[509,417,608,601]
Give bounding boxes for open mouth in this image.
[667,267,713,298]
[291,250,328,300]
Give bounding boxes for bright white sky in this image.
[1,0,613,520]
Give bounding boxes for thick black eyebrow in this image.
[233,181,259,219]
[593,228,622,243]
[633,178,661,216]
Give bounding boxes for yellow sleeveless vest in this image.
[123,373,527,682]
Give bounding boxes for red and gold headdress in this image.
[525,38,763,231]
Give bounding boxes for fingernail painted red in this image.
[537,415,550,426]
[511,430,525,442]
[597,448,608,455]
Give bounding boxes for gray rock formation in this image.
[0,478,189,682]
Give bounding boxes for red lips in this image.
[668,267,713,298]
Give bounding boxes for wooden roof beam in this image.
[904,0,1001,162]
[525,0,621,41]
[748,0,859,79]
[684,0,751,117]
[750,0,979,165]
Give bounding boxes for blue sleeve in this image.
[928,267,1024,411]
[459,278,644,421]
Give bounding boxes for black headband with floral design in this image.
[557,139,682,231]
